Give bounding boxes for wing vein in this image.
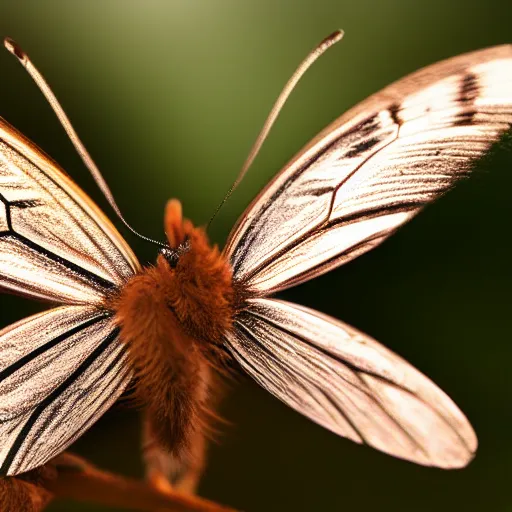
[0,327,119,475]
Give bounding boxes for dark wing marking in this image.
[0,305,131,476]
[0,117,139,303]
[225,298,476,468]
[225,45,512,294]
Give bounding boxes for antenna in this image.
[4,37,167,248]
[207,29,344,230]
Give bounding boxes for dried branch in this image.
[1,452,238,512]
[48,453,237,512]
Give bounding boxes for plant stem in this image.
[46,453,237,512]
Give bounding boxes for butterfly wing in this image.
[224,45,512,294]
[0,305,131,476]
[0,116,140,474]
[0,117,139,304]
[226,298,476,468]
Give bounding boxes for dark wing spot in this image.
[355,115,381,137]
[345,136,381,158]
[454,73,479,126]
[388,103,402,125]
[308,186,335,197]
[459,73,479,103]
[10,199,43,209]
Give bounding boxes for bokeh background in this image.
[0,1,510,511]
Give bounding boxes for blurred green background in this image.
[0,1,510,511]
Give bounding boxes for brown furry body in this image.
[110,200,234,466]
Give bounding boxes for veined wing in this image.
[0,305,131,476]
[0,117,139,304]
[225,45,512,294]
[225,298,476,468]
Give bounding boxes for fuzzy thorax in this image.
[158,198,234,344]
[111,199,233,460]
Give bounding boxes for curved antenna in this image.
[207,29,344,230]
[4,37,166,248]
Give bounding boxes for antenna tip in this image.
[4,38,26,62]
[321,29,345,47]
[316,30,345,53]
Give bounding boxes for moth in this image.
[0,31,511,481]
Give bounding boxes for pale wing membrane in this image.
[0,117,139,304]
[226,298,476,468]
[0,305,131,476]
[225,45,512,293]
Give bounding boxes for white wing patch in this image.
[226,298,476,468]
[0,305,131,476]
[225,46,512,293]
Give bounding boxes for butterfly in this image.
[0,31,510,480]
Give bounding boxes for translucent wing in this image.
[0,305,131,476]
[0,116,139,474]
[225,45,512,293]
[0,117,139,304]
[226,298,476,468]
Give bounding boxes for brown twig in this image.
[49,453,236,512]
[30,452,237,512]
